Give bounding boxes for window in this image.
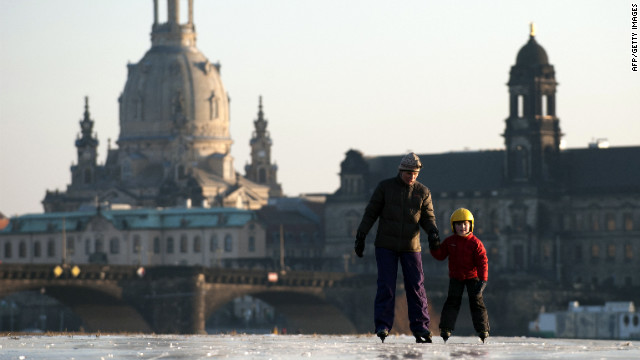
[19,241,26,258]
[67,236,75,256]
[625,244,633,261]
[34,241,42,258]
[210,234,219,252]
[4,242,12,258]
[47,239,55,258]
[517,95,524,117]
[95,237,104,253]
[193,236,202,253]
[591,244,600,262]
[248,236,255,252]
[180,235,188,253]
[590,213,600,231]
[166,237,174,254]
[574,245,583,263]
[607,244,616,261]
[624,213,634,231]
[605,213,616,231]
[133,235,141,254]
[85,239,91,255]
[109,237,120,254]
[153,237,160,254]
[542,243,551,262]
[224,234,233,252]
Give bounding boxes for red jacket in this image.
[430,233,488,281]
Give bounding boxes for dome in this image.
[516,36,549,66]
[515,24,549,66]
[118,1,231,163]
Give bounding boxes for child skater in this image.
[430,208,490,343]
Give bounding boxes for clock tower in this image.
[245,97,283,197]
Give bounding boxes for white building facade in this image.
[0,207,266,267]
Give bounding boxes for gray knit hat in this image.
[398,152,422,171]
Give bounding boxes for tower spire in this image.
[530,22,536,37]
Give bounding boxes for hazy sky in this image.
[1,0,638,216]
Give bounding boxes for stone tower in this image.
[503,23,562,185]
[71,97,99,189]
[245,97,283,198]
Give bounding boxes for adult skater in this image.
[354,152,440,343]
[430,208,490,343]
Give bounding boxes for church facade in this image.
[324,26,640,288]
[42,0,281,213]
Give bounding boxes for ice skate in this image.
[376,329,389,343]
[413,330,432,343]
[478,331,489,343]
[440,328,451,343]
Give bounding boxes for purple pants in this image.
[374,247,430,333]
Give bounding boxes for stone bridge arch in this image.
[1,264,378,334]
[0,279,151,333]
[202,284,362,334]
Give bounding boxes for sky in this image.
[1,0,639,216]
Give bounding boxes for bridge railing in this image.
[0,264,375,288]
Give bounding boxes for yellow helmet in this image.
[450,208,474,232]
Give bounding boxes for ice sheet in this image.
[0,334,637,360]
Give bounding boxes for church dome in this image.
[118,0,231,161]
[515,24,549,66]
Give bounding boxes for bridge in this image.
[5,264,615,336]
[0,264,380,334]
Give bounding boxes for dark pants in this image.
[374,247,430,333]
[439,278,490,333]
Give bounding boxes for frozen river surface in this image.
[0,334,638,360]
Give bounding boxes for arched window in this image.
[153,237,161,254]
[47,238,56,258]
[180,234,188,253]
[33,241,42,258]
[210,234,219,252]
[166,237,174,254]
[133,235,141,254]
[193,236,202,253]
[67,236,75,256]
[95,237,104,253]
[19,241,26,258]
[84,169,92,184]
[4,242,12,258]
[248,236,256,252]
[517,95,524,117]
[224,234,233,252]
[109,237,120,254]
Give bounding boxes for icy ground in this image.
[0,334,637,360]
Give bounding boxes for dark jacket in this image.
[357,174,437,252]
[430,233,488,281]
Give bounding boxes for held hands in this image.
[354,231,366,257]
[428,229,440,250]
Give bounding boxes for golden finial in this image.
[530,22,536,37]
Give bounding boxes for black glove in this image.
[428,229,440,250]
[354,231,366,257]
[475,280,487,295]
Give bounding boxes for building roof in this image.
[516,35,549,66]
[559,146,640,194]
[0,207,256,235]
[366,150,505,194]
[361,146,640,196]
